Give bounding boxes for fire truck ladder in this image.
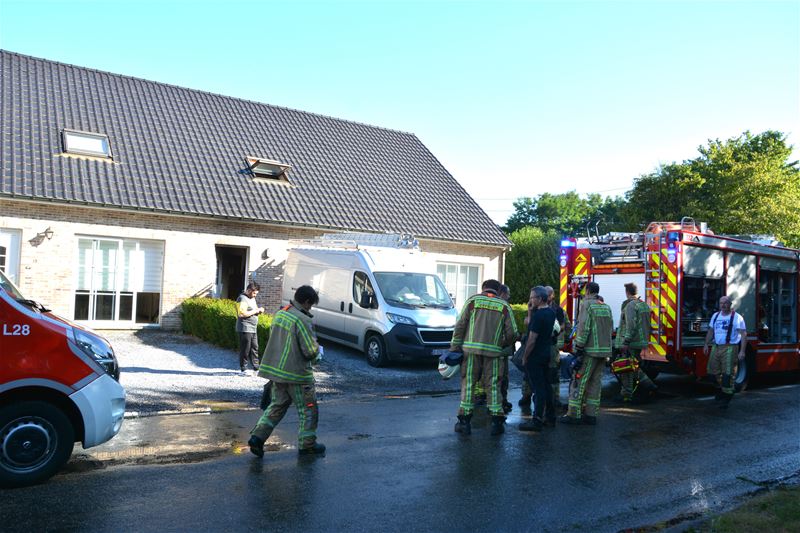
[644,230,666,350]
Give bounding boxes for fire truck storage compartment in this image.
[681,246,725,344]
[759,257,798,344]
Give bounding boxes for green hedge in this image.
[181,297,272,351]
[511,304,528,334]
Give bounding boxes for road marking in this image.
[770,384,800,391]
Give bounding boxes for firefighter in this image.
[248,285,325,457]
[703,295,747,409]
[451,279,519,436]
[561,281,613,425]
[545,286,569,412]
[614,282,657,403]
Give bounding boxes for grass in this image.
[688,485,800,533]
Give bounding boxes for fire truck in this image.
[559,218,800,389]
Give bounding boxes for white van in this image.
[282,234,457,367]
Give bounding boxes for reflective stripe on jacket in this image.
[450,291,519,357]
[615,297,651,350]
[258,303,319,383]
[575,295,613,357]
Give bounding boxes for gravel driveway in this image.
[104,331,472,416]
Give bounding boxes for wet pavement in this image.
[3,377,799,532]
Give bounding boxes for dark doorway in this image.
[216,246,248,301]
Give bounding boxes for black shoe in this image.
[248,435,265,458]
[718,392,733,409]
[559,415,582,425]
[299,442,326,455]
[582,416,597,425]
[519,419,543,432]
[502,401,513,414]
[490,416,505,435]
[454,414,472,435]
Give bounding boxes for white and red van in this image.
[0,269,125,487]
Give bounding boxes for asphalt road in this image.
[3,372,799,533]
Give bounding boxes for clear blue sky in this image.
[1,0,798,225]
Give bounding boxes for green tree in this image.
[503,227,560,304]
[624,131,800,246]
[505,191,628,236]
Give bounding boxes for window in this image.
[0,246,5,273]
[353,271,375,307]
[246,157,291,181]
[75,237,164,324]
[0,229,21,285]
[63,129,112,158]
[436,263,480,308]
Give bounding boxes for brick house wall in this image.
[1,199,506,330]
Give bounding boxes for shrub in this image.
[510,304,528,334]
[181,297,272,352]
[504,227,560,304]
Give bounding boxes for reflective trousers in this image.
[251,381,318,448]
[707,345,738,395]
[567,356,604,418]
[459,353,505,416]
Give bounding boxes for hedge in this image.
[511,304,528,334]
[181,297,272,351]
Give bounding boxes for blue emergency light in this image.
[561,239,575,247]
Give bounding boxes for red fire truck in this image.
[559,218,799,389]
[0,268,125,487]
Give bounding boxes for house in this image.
[0,50,511,330]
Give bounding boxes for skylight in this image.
[63,129,112,158]
[246,157,291,181]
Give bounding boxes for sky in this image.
[0,0,798,226]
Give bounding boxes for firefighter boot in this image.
[247,435,265,458]
[490,416,505,436]
[718,392,734,410]
[299,442,326,456]
[559,415,582,425]
[454,414,472,435]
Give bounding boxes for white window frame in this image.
[436,262,482,308]
[63,129,112,158]
[0,229,22,286]
[74,237,164,326]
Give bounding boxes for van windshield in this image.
[374,272,453,309]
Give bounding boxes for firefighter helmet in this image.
[438,361,460,380]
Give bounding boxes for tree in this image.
[503,227,560,304]
[624,131,800,246]
[504,191,628,236]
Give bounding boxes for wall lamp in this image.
[38,227,54,240]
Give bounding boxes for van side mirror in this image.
[360,291,375,309]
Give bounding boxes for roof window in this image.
[246,157,291,182]
[63,129,112,158]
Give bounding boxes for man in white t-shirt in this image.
[703,295,747,408]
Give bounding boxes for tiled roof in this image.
[0,50,510,247]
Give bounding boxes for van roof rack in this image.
[290,232,420,250]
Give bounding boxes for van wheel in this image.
[735,348,756,392]
[0,401,75,488]
[641,363,659,381]
[365,334,388,367]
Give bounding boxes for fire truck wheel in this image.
[0,401,75,488]
[734,348,756,393]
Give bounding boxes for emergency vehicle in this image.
[559,218,800,389]
[0,269,125,487]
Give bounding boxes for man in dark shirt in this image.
[520,286,557,432]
